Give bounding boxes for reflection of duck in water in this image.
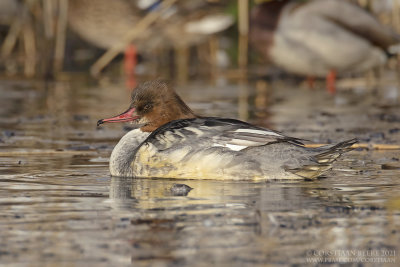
[109,176,257,208]
[108,176,354,216]
[98,80,356,180]
[250,0,400,94]
[109,177,192,201]
[109,176,249,212]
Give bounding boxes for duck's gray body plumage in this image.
[110,118,356,180]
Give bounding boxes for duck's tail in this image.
[285,138,357,179]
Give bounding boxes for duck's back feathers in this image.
[142,117,304,153]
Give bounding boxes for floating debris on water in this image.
[170,183,193,196]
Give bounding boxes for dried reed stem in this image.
[43,0,54,38]
[1,19,22,57]
[304,143,400,150]
[23,18,36,77]
[238,0,249,69]
[0,150,98,156]
[54,0,68,72]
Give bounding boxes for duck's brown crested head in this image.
[97,80,196,132]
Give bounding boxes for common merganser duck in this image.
[250,0,400,94]
[97,80,356,180]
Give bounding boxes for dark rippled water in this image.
[0,77,399,266]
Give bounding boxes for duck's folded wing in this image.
[145,118,304,152]
[207,119,303,151]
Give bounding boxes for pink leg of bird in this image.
[124,44,137,90]
[307,76,315,89]
[326,70,336,95]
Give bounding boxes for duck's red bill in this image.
[97,107,139,126]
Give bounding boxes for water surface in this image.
[0,77,399,266]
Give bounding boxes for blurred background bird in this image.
[68,0,234,52]
[68,0,233,87]
[250,0,400,94]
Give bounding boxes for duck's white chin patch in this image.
[128,117,148,129]
[137,117,149,125]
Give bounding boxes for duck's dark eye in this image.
[144,103,152,111]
